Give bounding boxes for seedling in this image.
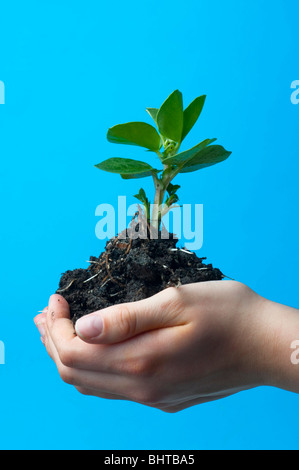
[57,90,229,320]
[95,90,231,231]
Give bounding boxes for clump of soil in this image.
[56,230,224,323]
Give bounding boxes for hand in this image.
[34,281,299,412]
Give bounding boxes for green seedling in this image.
[95,90,231,231]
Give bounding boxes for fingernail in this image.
[75,315,103,340]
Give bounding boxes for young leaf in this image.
[165,193,179,207]
[134,188,151,221]
[146,108,159,125]
[181,95,206,141]
[162,138,217,166]
[166,183,181,196]
[134,188,150,209]
[107,122,162,151]
[179,145,231,173]
[134,188,148,203]
[95,157,156,179]
[157,90,184,142]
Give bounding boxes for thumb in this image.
[75,287,181,344]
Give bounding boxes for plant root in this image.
[57,279,75,293]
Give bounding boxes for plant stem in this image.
[155,150,165,163]
[151,173,166,231]
[150,147,183,232]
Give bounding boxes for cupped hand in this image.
[34,281,299,412]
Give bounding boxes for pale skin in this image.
[34,281,299,413]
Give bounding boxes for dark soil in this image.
[56,229,224,323]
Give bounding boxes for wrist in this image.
[254,297,299,393]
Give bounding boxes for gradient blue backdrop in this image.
[0,0,298,450]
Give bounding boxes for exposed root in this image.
[125,237,133,255]
[57,279,75,293]
[83,270,103,284]
[100,275,124,289]
[169,248,194,255]
[222,273,234,280]
[109,290,126,298]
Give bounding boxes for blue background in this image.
[0,0,298,450]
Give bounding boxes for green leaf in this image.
[163,138,217,166]
[146,108,159,125]
[121,171,158,180]
[134,188,147,202]
[95,158,156,179]
[165,183,180,207]
[166,183,181,195]
[165,193,179,207]
[134,188,151,220]
[107,122,162,151]
[134,188,150,207]
[181,95,206,141]
[179,145,231,173]
[157,90,184,142]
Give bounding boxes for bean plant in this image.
[95,90,231,231]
